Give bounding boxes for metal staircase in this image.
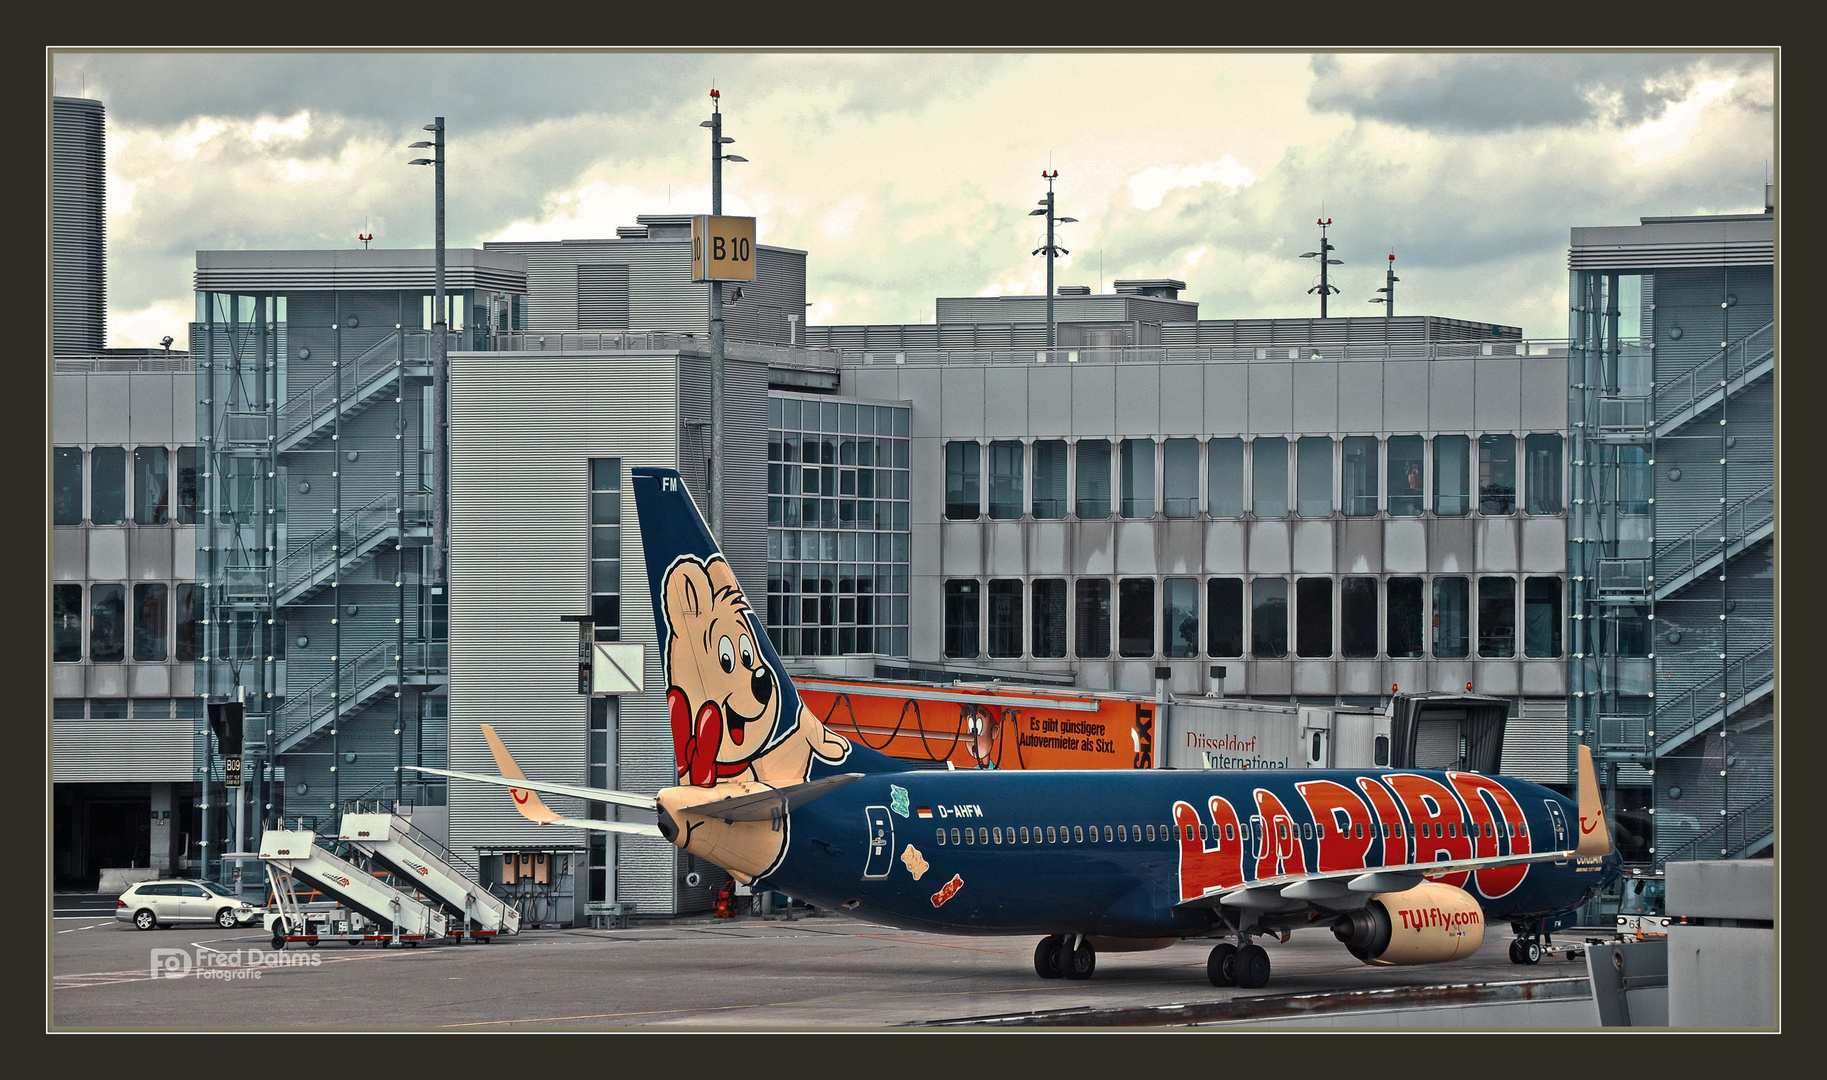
[273,640,447,755]
[1651,484,1775,600]
[1656,793,1774,867]
[276,330,432,452]
[274,491,431,607]
[1651,642,1775,759]
[1593,321,1774,442]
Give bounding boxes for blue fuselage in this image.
[760,768,1619,938]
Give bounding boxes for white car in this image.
[116,879,262,930]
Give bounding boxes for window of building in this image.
[987,441,1024,519]
[54,584,82,662]
[1031,440,1068,518]
[1162,439,1199,518]
[90,583,124,662]
[1164,578,1199,657]
[1252,438,1288,518]
[987,579,1023,658]
[1386,577,1424,658]
[1297,437,1332,517]
[421,548,447,643]
[944,579,979,658]
[1075,578,1111,658]
[54,447,82,525]
[1524,576,1562,658]
[1207,578,1243,657]
[945,442,981,519]
[1434,435,1470,516]
[1119,439,1154,518]
[1601,605,1652,658]
[1478,577,1517,657]
[1387,436,1425,517]
[175,446,200,525]
[1118,578,1155,657]
[1478,434,1516,515]
[1207,438,1245,518]
[1524,434,1562,515]
[1251,577,1288,658]
[174,583,202,662]
[133,584,168,662]
[1341,436,1378,517]
[590,458,621,641]
[1616,445,1652,515]
[1341,577,1378,658]
[1296,577,1333,658]
[91,446,126,525]
[1433,577,1470,658]
[53,699,86,719]
[1076,440,1112,518]
[90,700,128,719]
[133,446,169,525]
[1031,579,1067,659]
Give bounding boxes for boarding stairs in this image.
[340,812,520,937]
[259,827,450,945]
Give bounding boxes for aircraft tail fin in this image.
[630,467,910,785]
[1574,743,1612,856]
[476,723,567,826]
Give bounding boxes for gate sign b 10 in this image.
[691,215,757,282]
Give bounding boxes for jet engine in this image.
[1330,880,1486,966]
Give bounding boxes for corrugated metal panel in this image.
[1569,241,1773,270]
[1502,699,1570,784]
[446,351,688,915]
[53,719,197,782]
[577,264,630,331]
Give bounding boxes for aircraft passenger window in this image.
[1104,826,1112,843]
[1448,823,1457,838]
[937,830,946,845]
[993,827,1003,844]
[1225,824,1235,841]
[1518,821,1526,837]
[1020,827,1030,843]
[952,828,962,845]
[980,828,989,845]
[963,829,974,845]
[1145,825,1155,841]
[1278,822,1288,840]
[1047,827,1057,843]
[1089,825,1099,843]
[1117,825,1127,842]
[1073,826,1084,843]
[1419,823,1429,838]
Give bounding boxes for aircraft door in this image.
[863,806,894,879]
[1543,800,1569,860]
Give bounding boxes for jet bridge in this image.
[259,828,450,943]
[339,813,521,937]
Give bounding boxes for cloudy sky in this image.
[49,50,1775,348]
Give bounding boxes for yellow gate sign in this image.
[691,215,757,282]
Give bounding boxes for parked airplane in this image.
[412,466,1619,989]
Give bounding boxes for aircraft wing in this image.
[1172,847,1583,914]
[674,773,866,823]
[404,764,660,812]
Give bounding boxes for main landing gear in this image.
[1034,935,1096,980]
[1207,938,1271,989]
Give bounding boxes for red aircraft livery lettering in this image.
[1173,773,1537,903]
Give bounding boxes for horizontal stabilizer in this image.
[547,818,664,837]
[403,764,659,812]
[676,773,864,823]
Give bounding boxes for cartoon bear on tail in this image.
[655,554,850,882]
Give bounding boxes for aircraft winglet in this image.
[1574,743,1612,857]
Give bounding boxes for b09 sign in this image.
[691,215,757,282]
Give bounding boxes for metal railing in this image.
[1656,793,1774,866]
[1654,483,1775,591]
[275,329,417,445]
[490,330,838,370]
[1652,321,1775,429]
[1596,395,1652,432]
[1652,641,1775,743]
[273,639,447,747]
[1596,558,1650,596]
[53,355,196,374]
[836,339,1561,367]
[273,491,430,599]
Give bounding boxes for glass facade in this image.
[766,396,912,657]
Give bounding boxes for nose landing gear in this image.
[1034,934,1097,980]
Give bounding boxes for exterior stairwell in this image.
[272,640,447,756]
[274,492,432,608]
[276,330,432,453]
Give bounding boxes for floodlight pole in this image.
[709,92,726,543]
[433,118,447,585]
[1302,217,1341,318]
[1372,253,1399,318]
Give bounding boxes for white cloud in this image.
[107,301,193,351]
[250,111,310,143]
[1620,77,1737,165]
[1128,157,1257,210]
[492,180,703,242]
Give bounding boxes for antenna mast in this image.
[1300,218,1342,318]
